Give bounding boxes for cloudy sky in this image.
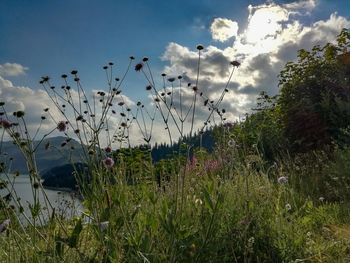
[1,0,350,145]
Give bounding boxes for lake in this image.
[0,174,82,223]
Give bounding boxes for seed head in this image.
[135,62,144,72]
[57,121,67,132]
[196,44,204,50]
[230,61,240,67]
[142,57,149,62]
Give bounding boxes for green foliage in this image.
[278,28,350,152]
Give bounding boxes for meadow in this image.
[0,29,350,262]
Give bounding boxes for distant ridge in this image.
[0,136,83,176]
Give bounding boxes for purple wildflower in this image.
[278,176,288,184]
[103,157,114,168]
[135,62,144,72]
[0,219,10,234]
[230,61,241,67]
[57,121,67,132]
[104,146,112,154]
[0,118,12,129]
[224,122,233,129]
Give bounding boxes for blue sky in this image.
[1,0,350,144]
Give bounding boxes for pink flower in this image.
[103,157,114,168]
[0,118,12,129]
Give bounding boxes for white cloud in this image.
[210,18,239,42]
[160,0,350,127]
[0,75,57,135]
[0,63,28,76]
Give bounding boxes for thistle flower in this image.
[135,62,143,71]
[104,146,112,154]
[230,61,241,67]
[57,121,67,132]
[196,44,204,50]
[278,176,288,184]
[0,119,12,129]
[0,219,10,234]
[103,157,114,168]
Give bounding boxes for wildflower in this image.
[228,139,235,148]
[0,119,12,129]
[273,162,278,170]
[61,74,67,78]
[104,146,112,154]
[190,244,196,250]
[195,198,203,205]
[142,57,149,62]
[135,62,143,71]
[71,70,78,75]
[61,141,67,147]
[196,44,204,50]
[224,122,233,129]
[57,121,67,132]
[146,85,152,91]
[121,122,127,127]
[103,157,114,168]
[0,219,10,234]
[278,176,288,184]
[167,77,175,83]
[118,102,124,106]
[192,86,198,92]
[285,203,292,211]
[230,61,240,67]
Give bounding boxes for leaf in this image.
[68,218,83,248]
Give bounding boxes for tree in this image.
[278,28,350,152]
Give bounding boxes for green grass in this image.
[1,148,350,262]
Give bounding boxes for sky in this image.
[1,0,350,146]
